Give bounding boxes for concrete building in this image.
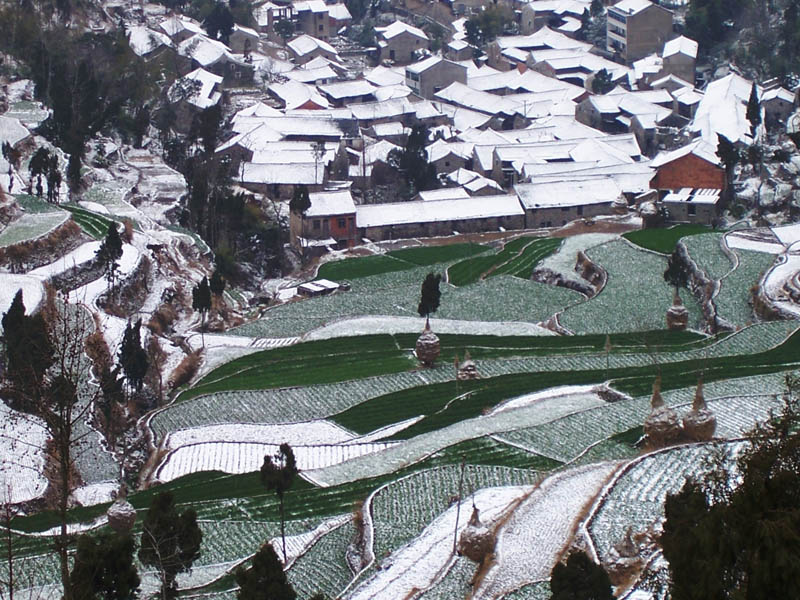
[228,24,260,55]
[606,0,673,63]
[294,0,330,40]
[405,57,468,100]
[661,188,721,224]
[287,34,340,64]
[662,36,697,86]
[376,21,429,64]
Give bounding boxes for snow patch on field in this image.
[155,441,397,483]
[725,234,784,254]
[489,385,599,415]
[345,486,531,600]
[165,421,357,448]
[274,514,352,568]
[304,316,555,340]
[28,241,102,278]
[0,400,48,504]
[70,481,119,507]
[473,462,620,599]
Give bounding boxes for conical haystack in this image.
[457,350,480,381]
[682,377,717,441]
[415,318,440,366]
[107,493,136,533]
[644,376,681,447]
[666,289,689,330]
[458,505,495,563]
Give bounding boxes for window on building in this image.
[319,24,323,31]
[577,205,584,216]
[313,219,321,230]
[561,206,570,212]
[688,204,696,216]
[337,218,346,227]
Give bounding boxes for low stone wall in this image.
[674,241,733,333]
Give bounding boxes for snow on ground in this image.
[155,441,398,483]
[303,316,555,340]
[306,388,607,487]
[70,481,119,507]
[725,232,784,254]
[28,241,102,278]
[771,222,800,246]
[488,385,599,416]
[345,486,532,600]
[0,274,44,327]
[536,233,619,282]
[472,462,621,599]
[759,252,800,318]
[0,400,48,504]
[165,420,357,448]
[78,201,110,214]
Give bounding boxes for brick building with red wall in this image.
[650,140,726,191]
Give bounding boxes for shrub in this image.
[168,351,202,390]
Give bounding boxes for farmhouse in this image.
[650,140,726,191]
[356,195,525,241]
[661,188,722,225]
[514,179,623,228]
[290,189,357,249]
[376,21,429,65]
[406,57,468,100]
[166,68,224,133]
[294,0,331,40]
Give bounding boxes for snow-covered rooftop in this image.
[169,67,223,109]
[663,35,698,59]
[610,0,660,16]
[356,195,524,228]
[127,26,173,57]
[515,179,622,208]
[270,80,330,110]
[418,187,470,201]
[307,189,356,216]
[651,139,720,168]
[377,20,428,41]
[239,162,323,185]
[0,115,30,147]
[318,79,377,100]
[288,34,338,58]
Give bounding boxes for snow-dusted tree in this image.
[235,542,296,600]
[96,223,124,299]
[550,550,614,600]
[746,82,761,139]
[192,276,212,347]
[70,531,139,600]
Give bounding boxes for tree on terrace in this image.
[70,531,140,600]
[260,443,298,563]
[118,318,148,393]
[139,491,202,600]
[235,542,297,600]
[417,272,442,320]
[96,223,124,299]
[550,550,615,600]
[203,2,235,45]
[192,276,212,347]
[388,124,438,197]
[746,81,761,139]
[661,375,800,599]
[273,19,294,46]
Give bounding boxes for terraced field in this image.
[9,229,800,600]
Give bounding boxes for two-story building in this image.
[376,21,429,64]
[290,189,357,250]
[405,56,467,100]
[606,0,673,63]
[293,0,330,39]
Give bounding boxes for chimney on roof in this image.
[517,61,527,74]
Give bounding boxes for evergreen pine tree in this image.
[118,319,148,392]
[203,2,235,44]
[139,491,202,600]
[70,531,140,600]
[192,277,212,347]
[235,543,297,600]
[417,272,442,318]
[2,289,54,402]
[96,223,124,298]
[260,444,298,563]
[550,550,614,600]
[746,82,761,139]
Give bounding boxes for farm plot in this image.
[500,581,551,600]
[150,371,429,437]
[559,240,705,334]
[371,465,540,562]
[308,389,606,487]
[61,205,114,240]
[192,520,281,567]
[386,243,489,266]
[288,519,356,599]
[317,254,415,280]
[81,180,136,217]
[623,225,712,254]
[416,555,475,600]
[682,233,732,280]
[155,441,396,483]
[346,485,532,600]
[587,442,745,560]
[0,553,62,596]
[473,462,620,599]
[447,236,545,286]
[535,233,618,283]
[0,210,69,247]
[489,238,562,279]
[715,248,776,326]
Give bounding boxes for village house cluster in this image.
[82,0,799,254]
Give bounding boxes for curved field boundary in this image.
[447,236,551,286]
[62,204,114,239]
[489,238,562,279]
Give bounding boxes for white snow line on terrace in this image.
[27,240,102,279]
[344,485,532,600]
[488,384,599,416]
[302,315,556,341]
[472,462,621,599]
[347,416,425,444]
[164,420,358,449]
